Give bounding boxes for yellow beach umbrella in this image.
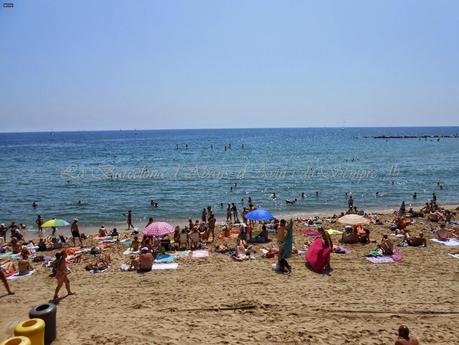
[41,219,70,228]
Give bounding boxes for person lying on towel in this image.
[403,231,427,247]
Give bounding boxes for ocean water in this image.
[0,127,458,227]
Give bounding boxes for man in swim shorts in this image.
[71,218,83,246]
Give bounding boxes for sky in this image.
[0,0,458,132]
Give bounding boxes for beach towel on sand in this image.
[305,238,331,273]
[366,250,402,264]
[303,230,320,237]
[326,229,342,235]
[431,239,459,247]
[155,253,174,263]
[7,270,36,281]
[173,250,190,258]
[152,263,178,270]
[192,250,209,259]
[123,249,140,255]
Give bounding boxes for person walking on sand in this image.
[395,325,419,345]
[276,219,292,273]
[71,218,83,246]
[53,250,74,300]
[0,267,14,295]
[127,210,134,230]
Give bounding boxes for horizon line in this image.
[1,124,459,135]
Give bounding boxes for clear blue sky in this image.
[1,0,458,132]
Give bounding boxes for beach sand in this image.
[1,211,458,344]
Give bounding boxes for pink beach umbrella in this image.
[143,222,175,237]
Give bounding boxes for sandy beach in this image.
[1,208,458,345]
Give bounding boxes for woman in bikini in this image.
[53,250,74,300]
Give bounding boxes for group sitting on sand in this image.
[341,224,370,244]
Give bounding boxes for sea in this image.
[0,127,458,228]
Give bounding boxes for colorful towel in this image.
[303,230,320,237]
[326,229,342,235]
[431,239,459,247]
[155,254,174,263]
[152,263,178,270]
[120,239,132,247]
[192,250,209,258]
[7,270,36,281]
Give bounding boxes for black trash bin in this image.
[29,303,57,345]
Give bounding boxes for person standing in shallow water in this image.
[127,210,134,230]
[348,195,353,208]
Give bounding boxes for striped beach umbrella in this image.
[143,222,175,237]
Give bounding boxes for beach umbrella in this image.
[245,209,274,221]
[143,222,175,237]
[41,219,70,228]
[337,214,370,225]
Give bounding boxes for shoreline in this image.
[23,202,459,240]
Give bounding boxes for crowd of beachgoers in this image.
[1,191,459,344]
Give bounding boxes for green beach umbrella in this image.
[41,218,70,228]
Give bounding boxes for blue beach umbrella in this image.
[245,209,274,221]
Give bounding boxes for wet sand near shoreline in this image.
[1,209,458,344]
